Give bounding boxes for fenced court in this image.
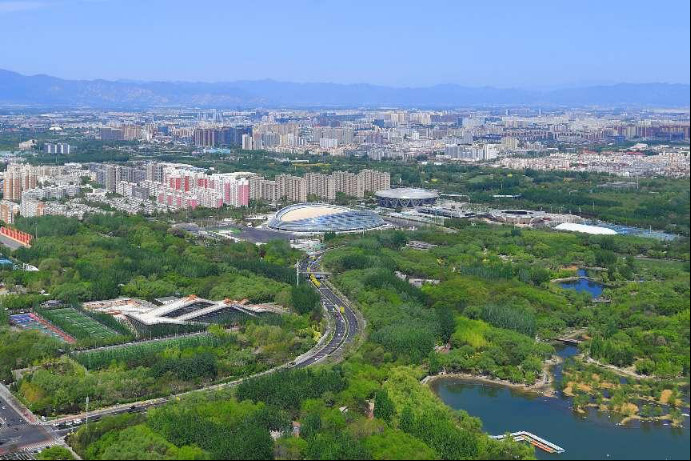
[9,313,76,343]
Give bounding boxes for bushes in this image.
[442,317,552,383]
[384,368,483,460]
[151,351,218,381]
[0,293,48,311]
[235,368,347,414]
[588,335,636,368]
[476,303,536,338]
[291,284,321,317]
[371,323,436,364]
[451,317,489,349]
[362,269,427,305]
[0,328,62,382]
[36,446,75,460]
[74,334,226,370]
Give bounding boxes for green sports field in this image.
[41,307,120,341]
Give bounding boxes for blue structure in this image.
[0,258,14,268]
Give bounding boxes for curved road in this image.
[294,255,359,367]
[1,254,360,455]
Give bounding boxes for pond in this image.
[559,269,604,298]
[430,347,690,460]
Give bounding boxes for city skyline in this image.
[0,0,689,88]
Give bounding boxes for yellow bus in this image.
[310,274,321,287]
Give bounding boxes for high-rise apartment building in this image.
[3,164,38,202]
[275,174,307,202]
[19,198,45,218]
[44,143,73,154]
[357,169,390,195]
[332,171,361,197]
[194,126,253,148]
[0,200,20,224]
[248,170,390,203]
[304,173,336,201]
[242,134,254,150]
[123,125,141,141]
[100,127,125,141]
[249,177,279,203]
[145,162,165,183]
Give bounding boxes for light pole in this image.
[85,395,89,432]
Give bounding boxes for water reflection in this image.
[431,347,690,460]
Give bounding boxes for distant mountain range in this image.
[0,69,688,109]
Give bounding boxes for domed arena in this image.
[375,188,438,208]
[267,203,385,233]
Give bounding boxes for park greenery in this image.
[0,193,687,459]
[322,225,688,384]
[67,366,533,460]
[17,318,315,415]
[64,222,688,459]
[5,214,302,306]
[0,214,325,415]
[36,445,76,460]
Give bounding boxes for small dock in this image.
[491,431,565,454]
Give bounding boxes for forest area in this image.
[0,214,323,414]
[61,223,689,459]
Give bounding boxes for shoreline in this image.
[424,352,564,398]
[424,371,557,398]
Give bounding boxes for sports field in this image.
[10,313,76,343]
[40,307,120,341]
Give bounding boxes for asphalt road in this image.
[1,253,360,456]
[295,253,359,366]
[0,391,56,456]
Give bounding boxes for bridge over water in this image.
[491,431,565,454]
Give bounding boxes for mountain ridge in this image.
[0,69,688,108]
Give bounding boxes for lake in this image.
[559,269,604,298]
[430,347,690,460]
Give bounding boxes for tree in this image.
[37,446,76,460]
[291,284,321,317]
[437,307,455,344]
[373,389,395,422]
[274,437,308,460]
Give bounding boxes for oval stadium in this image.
[267,203,385,233]
[375,187,438,208]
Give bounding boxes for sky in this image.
[0,0,689,88]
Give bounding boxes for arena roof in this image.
[374,188,439,200]
[555,223,618,235]
[280,204,347,222]
[268,203,385,233]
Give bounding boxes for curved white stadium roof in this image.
[268,203,385,233]
[280,204,349,222]
[555,223,617,235]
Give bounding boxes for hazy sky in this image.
[1,0,689,88]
